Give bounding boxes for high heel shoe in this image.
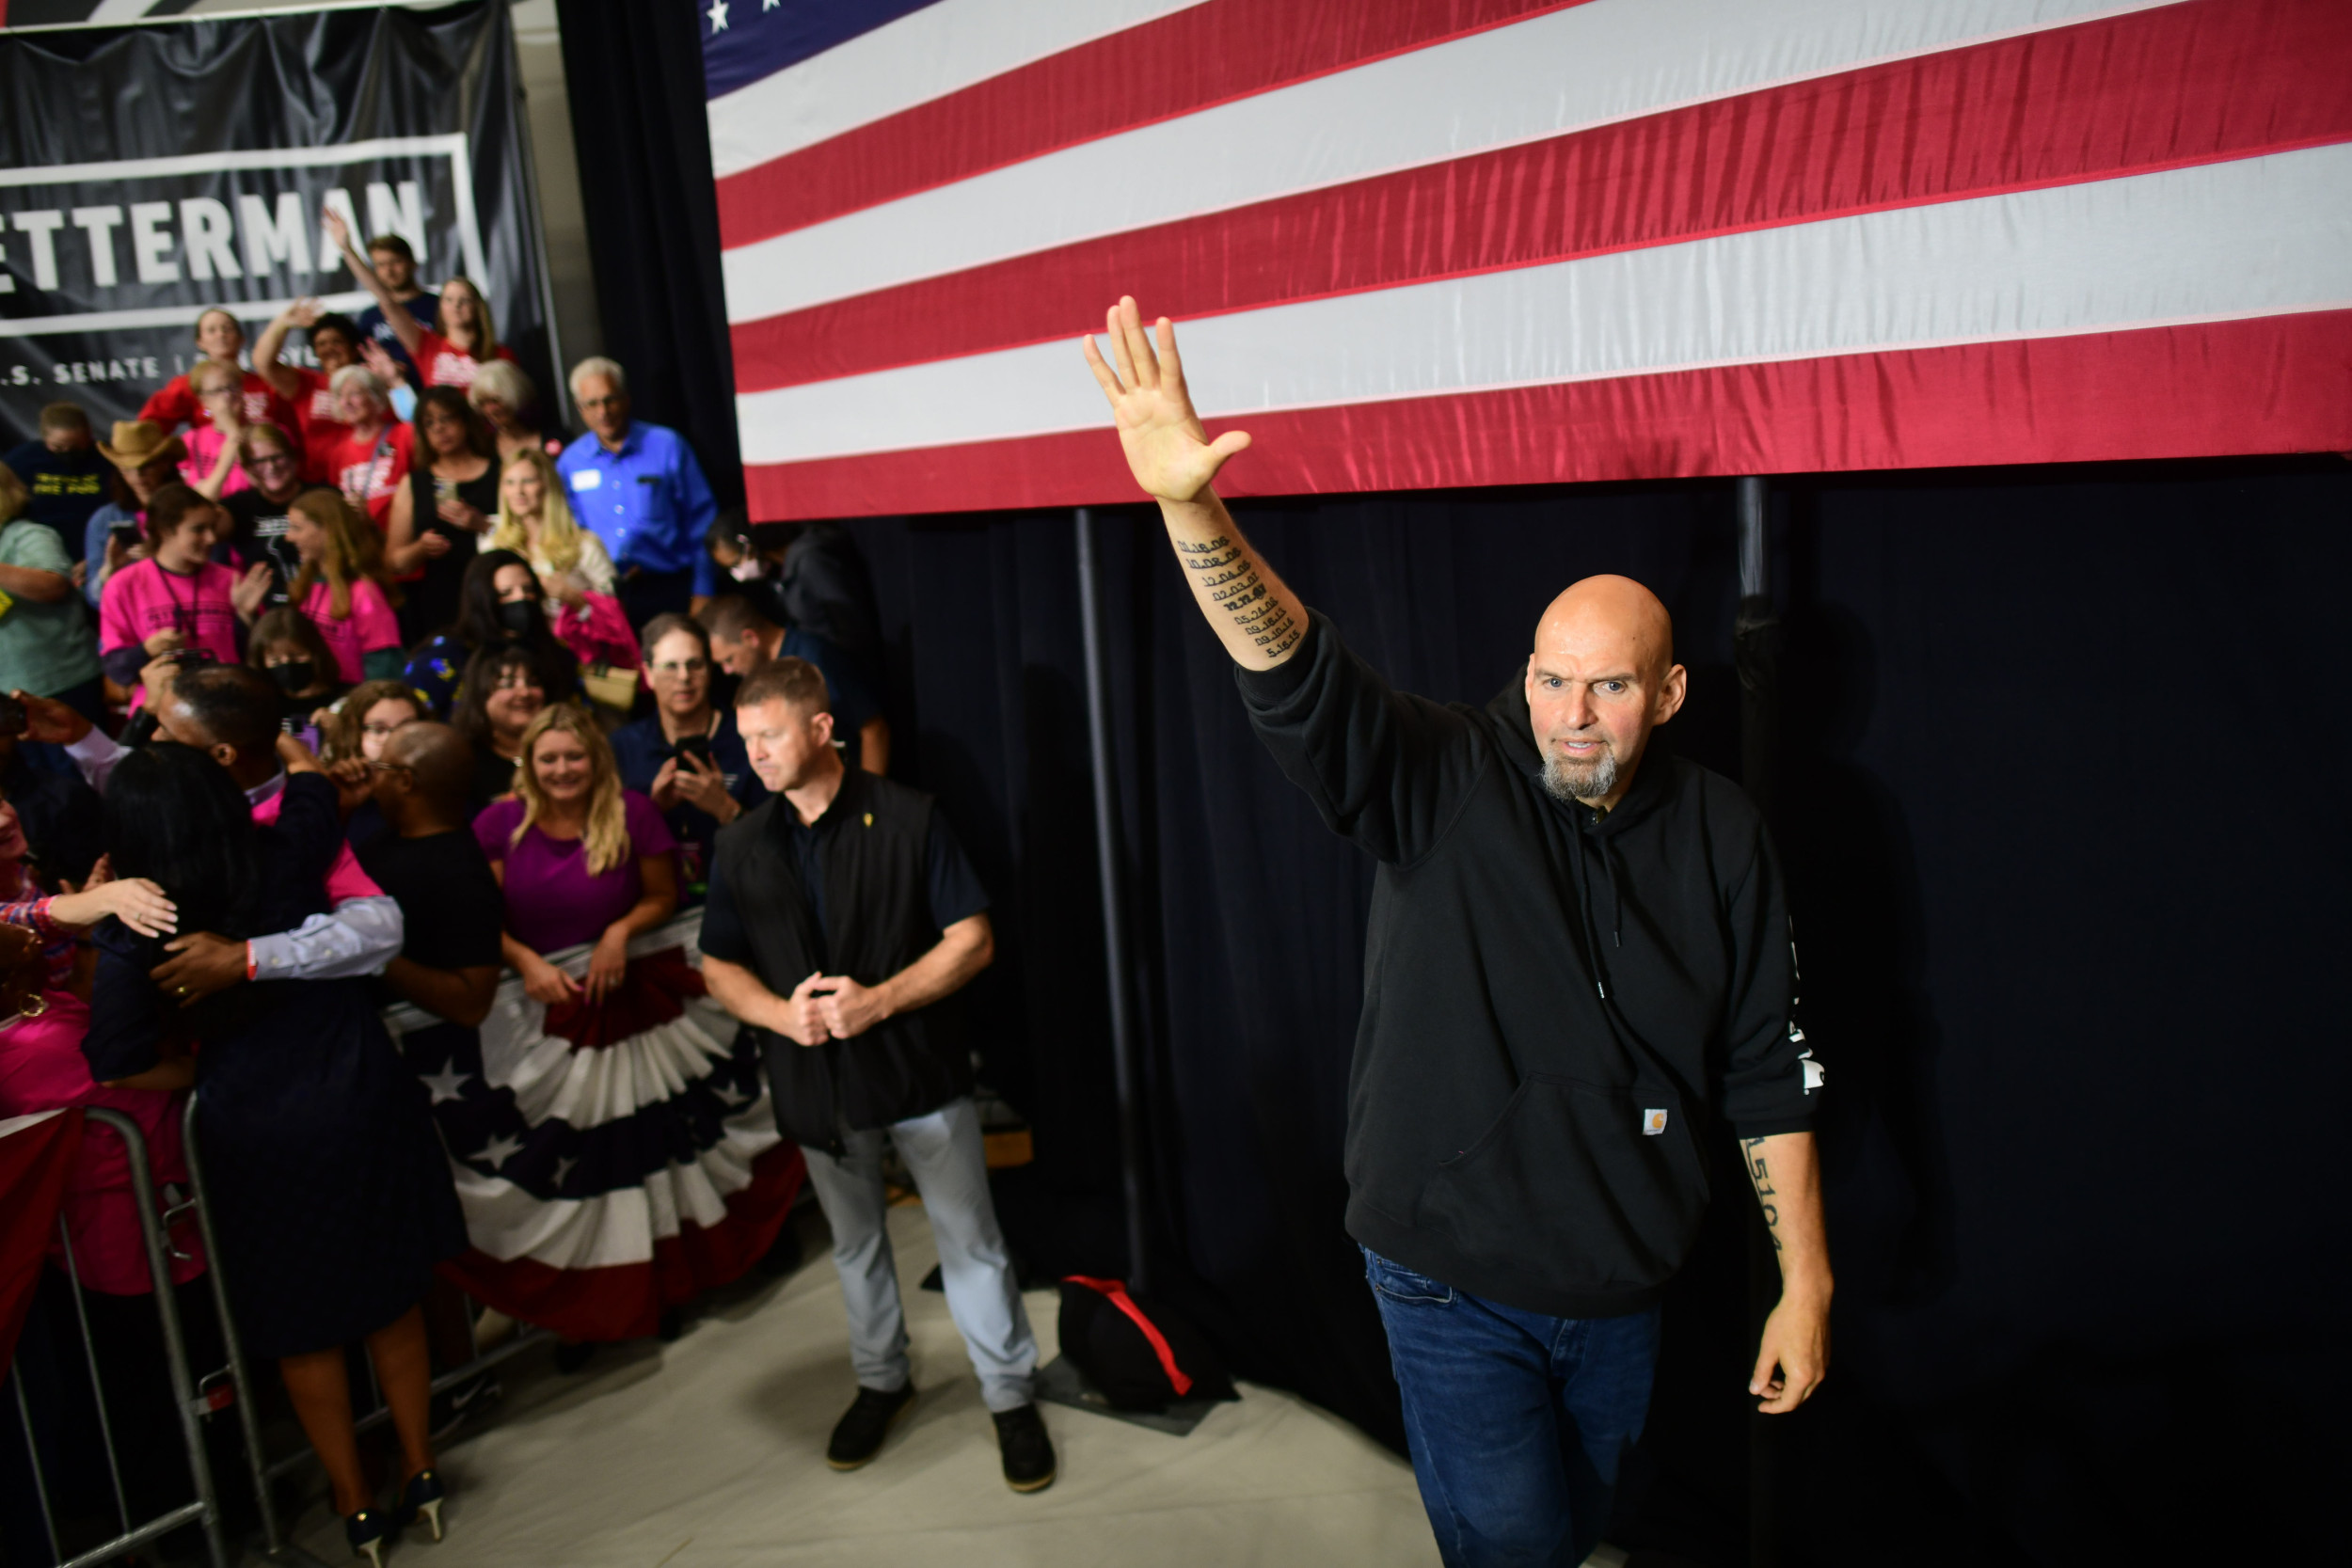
[346,1505,394,1567]
[396,1466,449,1543]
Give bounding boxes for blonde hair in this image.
[0,464,25,526]
[511,704,631,877]
[489,448,591,576]
[440,277,498,359]
[285,488,377,622]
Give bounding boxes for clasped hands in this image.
[775,971,888,1046]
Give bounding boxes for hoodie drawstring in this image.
[1565,812,1615,999]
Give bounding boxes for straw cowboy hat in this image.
[96,420,186,474]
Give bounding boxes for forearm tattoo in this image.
[1742,1137,1781,1253]
[1176,534,1302,661]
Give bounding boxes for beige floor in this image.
[285,1202,1446,1567]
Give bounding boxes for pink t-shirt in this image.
[250,781,383,905]
[178,424,253,497]
[551,592,640,672]
[296,577,402,684]
[0,996,206,1295]
[99,559,243,707]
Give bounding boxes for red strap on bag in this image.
[1065,1275,1193,1397]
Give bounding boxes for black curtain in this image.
[833,456,2348,1565]
[552,0,743,509]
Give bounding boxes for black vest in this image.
[711,768,971,1148]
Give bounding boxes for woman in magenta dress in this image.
[446,705,800,1346]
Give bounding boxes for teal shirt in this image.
[0,520,103,697]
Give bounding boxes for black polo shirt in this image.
[699,784,987,974]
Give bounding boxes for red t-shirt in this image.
[285,366,355,483]
[413,329,515,390]
[326,422,415,528]
[138,370,303,453]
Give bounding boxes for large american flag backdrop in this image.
[703,0,2352,521]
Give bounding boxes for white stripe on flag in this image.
[706,0,1210,180]
[720,0,2185,322]
[733,143,2352,465]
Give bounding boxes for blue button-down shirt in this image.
[556,421,720,597]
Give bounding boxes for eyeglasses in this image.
[249,452,297,469]
[649,658,708,678]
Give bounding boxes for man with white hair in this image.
[555,356,720,626]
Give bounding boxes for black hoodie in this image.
[1237,612,1819,1319]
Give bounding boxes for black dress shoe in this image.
[826,1383,916,1470]
[992,1403,1057,1493]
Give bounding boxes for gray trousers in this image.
[799,1096,1039,1412]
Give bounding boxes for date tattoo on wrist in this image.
[1742,1136,1781,1252]
[1176,534,1302,661]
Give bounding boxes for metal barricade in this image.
[179,1091,551,1565]
[5,1105,230,1568]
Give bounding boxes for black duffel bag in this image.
[1057,1276,1238,1412]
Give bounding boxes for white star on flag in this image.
[707,0,728,33]
[477,1132,524,1172]
[712,1079,750,1108]
[421,1067,471,1104]
[552,1156,578,1189]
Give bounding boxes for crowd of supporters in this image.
[0,240,894,1565]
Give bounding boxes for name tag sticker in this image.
[569,468,601,491]
[1642,1108,1669,1135]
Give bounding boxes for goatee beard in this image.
[1542,746,1617,805]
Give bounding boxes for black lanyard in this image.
[154,560,199,636]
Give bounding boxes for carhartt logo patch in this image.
[1642,1108,1669,1136]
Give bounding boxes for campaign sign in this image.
[0,1,547,438]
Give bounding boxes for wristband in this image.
[246,942,258,981]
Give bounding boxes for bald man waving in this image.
[1086,301,1828,1568]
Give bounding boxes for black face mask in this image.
[267,659,316,695]
[496,600,538,636]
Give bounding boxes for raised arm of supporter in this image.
[253,300,316,402]
[808,911,993,1041]
[324,206,423,361]
[190,409,244,501]
[1085,297,1483,863]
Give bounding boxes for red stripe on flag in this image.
[741,311,2352,519]
[715,0,1591,250]
[437,1143,805,1344]
[729,0,2352,395]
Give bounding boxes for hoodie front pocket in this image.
[1414,1074,1709,1299]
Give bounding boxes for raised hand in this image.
[1081,297,1251,504]
[321,205,354,259]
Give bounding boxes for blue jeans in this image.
[1365,1248,1660,1568]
